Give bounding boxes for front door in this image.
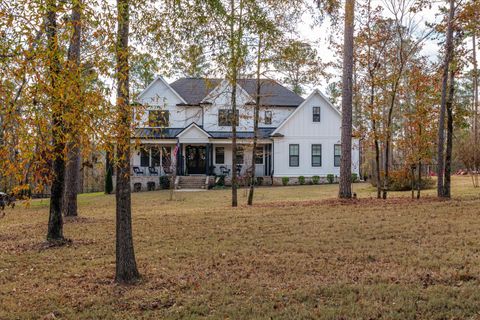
[185,145,206,175]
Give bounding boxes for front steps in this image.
[176,175,208,190]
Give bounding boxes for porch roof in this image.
[134,127,276,140]
[208,128,275,139]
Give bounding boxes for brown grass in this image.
[1,177,480,319]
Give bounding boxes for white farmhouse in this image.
[130,76,359,189]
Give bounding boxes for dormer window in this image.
[264,111,272,125]
[313,106,321,122]
[218,109,239,126]
[148,110,169,127]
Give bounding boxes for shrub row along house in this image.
[128,76,360,190]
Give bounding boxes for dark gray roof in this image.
[133,127,275,139]
[170,78,221,105]
[169,78,304,107]
[208,128,275,139]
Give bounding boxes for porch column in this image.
[206,143,213,175]
[177,143,184,176]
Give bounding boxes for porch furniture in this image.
[236,164,243,175]
[148,167,159,176]
[133,166,145,176]
[220,166,230,176]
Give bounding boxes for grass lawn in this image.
[1,176,480,319]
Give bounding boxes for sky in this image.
[296,1,444,94]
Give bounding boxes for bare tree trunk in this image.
[473,32,479,187]
[338,0,355,199]
[229,0,243,208]
[115,0,140,284]
[46,0,65,242]
[444,69,455,198]
[248,36,262,206]
[417,160,422,199]
[382,93,395,199]
[437,0,455,198]
[63,0,82,217]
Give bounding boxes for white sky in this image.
[296,1,444,94]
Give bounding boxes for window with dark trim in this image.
[148,110,169,127]
[151,148,161,167]
[289,144,299,167]
[313,106,321,122]
[215,147,225,164]
[218,109,240,126]
[162,146,172,167]
[312,144,322,167]
[236,146,244,164]
[140,148,150,167]
[255,146,264,164]
[264,111,272,125]
[334,144,341,167]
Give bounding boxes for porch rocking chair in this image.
[133,166,145,176]
[148,167,159,176]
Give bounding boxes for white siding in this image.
[272,91,360,177]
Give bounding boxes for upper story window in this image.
[334,144,341,167]
[264,111,272,125]
[313,106,321,122]
[148,110,169,127]
[218,109,239,126]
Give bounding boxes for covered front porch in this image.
[131,141,273,178]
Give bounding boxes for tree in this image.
[63,0,83,217]
[177,44,209,77]
[115,0,140,283]
[274,40,324,95]
[338,0,355,199]
[130,52,158,98]
[46,0,66,242]
[437,0,456,198]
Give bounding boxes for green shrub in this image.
[159,176,170,189]
[256,177,264,186]
[298,176,305,185]
[282,177,289,186]
[351,173,358,183]
[327,174,335,184]
[312,176,320,185]
[216,175,226,187]
[105,166,113,194]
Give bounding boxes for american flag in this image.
[173,142,179,158]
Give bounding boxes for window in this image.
[255,146,264,164]
[264,111,272,125]
[313,106,321,122]
[334,144,341,167]
[151,148,161,167]
[312,144,322,167]
[218,109,239,126]
[162,146,172,167]
[215,147,225,164]
[289,144,299,167]
[140,148,150,167]
[148,110,169,127]
[236,146,244,164]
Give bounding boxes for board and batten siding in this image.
[272,91,360,177]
